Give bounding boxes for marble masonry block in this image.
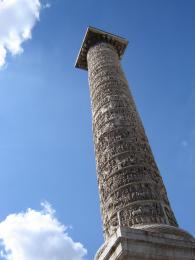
[95,226,195,260]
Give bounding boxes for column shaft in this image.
[87,42,177,240]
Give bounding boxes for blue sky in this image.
[0,0,194,259]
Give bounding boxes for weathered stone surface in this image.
[87,41,177,240]
[75,26,128,70]
[75,27,195,260]
[95,226,195,260]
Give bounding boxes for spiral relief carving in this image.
[87,42,178,240]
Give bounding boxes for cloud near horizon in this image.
[0,0,43,68]
[0,202,87,260]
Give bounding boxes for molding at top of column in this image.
[75,26,128,71]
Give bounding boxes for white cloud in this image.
[0,202,87,260]
[0,0,42,68]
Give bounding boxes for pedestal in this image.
[95,226,195,260]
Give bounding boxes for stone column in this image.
[75,27,195,260]
[87,41,177,240]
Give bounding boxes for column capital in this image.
[75,26,128,70]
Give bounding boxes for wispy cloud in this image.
[43,2,51,9]
[0,202,87,260]
[0,0,43,68]
[181,140,188,147]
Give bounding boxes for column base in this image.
[95,225,195,260]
